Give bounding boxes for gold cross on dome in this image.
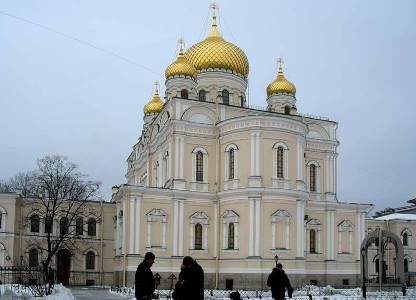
[177,37,185,53]
[210,2,218,16]
[277,57,284,73]
[153,81,160,94]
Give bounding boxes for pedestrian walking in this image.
[179,256,204,299]
[267,263,293,300]
[135,252,156,300]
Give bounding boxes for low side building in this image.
[0,192,116,286]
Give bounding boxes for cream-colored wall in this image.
[0,193,115,283]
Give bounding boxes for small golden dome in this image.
[185,10,249,78]
[165,48,197,79]
[144,83,164,114]
[267,64,296,97]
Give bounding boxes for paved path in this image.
[70,287,127,300]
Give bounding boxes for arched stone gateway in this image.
[360,228,404,286]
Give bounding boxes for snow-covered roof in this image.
[374,213,416,221]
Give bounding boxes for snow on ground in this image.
[0,283,74,299]
[109,285,416,300]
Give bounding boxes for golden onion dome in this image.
[185,13,249,78]
[165,49,197,79]
[144,83,164,114]
[267,64,296,97]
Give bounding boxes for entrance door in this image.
[57,249,71,285]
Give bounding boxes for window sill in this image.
[271,248,290,253]
[338,252,353,256]
[189,249,208,254]
[307,252,322,256]
[146,246,167,252]
[222,249,239,253]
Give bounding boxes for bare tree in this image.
[3,155,101,294]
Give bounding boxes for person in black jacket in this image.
[267,263,293,300]
[180,256,204,300]
[135,252,155,300]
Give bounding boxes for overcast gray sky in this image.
[1,1,415,212]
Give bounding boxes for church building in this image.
[112,5,374,289]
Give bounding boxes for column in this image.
[234,222,239,249]
[122,199,127,254]
[296,199,305,258]
[271,221,276,249]
[250,133,255,176]
[162,219,167,249]
[285,220,290,249]
[175,136,180,179]
[203,225,208,250]
[326,209,335,260]
[178,200,184,256]
[296,138,305,190]
[146,219,151,248]
[255,133,260,176]
[173,200,179,256]
[190,223,195,250]
[255,198,261,256]
[214,202,218,255]
[179,137,184,179]
[135,196,141,254]
[129,197,135,254]
[249,198,254,256]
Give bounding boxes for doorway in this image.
[57,249,71,285]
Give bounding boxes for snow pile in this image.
[0,283,74,299]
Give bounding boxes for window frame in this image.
[222,89,229,105]
[86,250,96,270]
[30,214,40,233]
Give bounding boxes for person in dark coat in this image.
[180,256,204,300]
[135,252,155,300]
[172,265,185,300]
[267,263,293,300]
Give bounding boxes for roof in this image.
[374,213,416,221]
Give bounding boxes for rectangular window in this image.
[342,279,349,286]
[45,216,53,234]
[310,165,317,192]
[196,152,204,182]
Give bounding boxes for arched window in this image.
[277,146,284,178]
[310,229,316,253]
[199,90,206,101]
[181,89,189,99]
[404,259,409,273]
[196,151,204,182]
[60,217,69,235]
[30,215,40,233]
[76,217,83,236]
[194,223,203,250]
[403,232,408,246]
[222,89,229,105]
[229,148,235,180]
[86,251,96,270]
[87,218,96,236]
[228,223,235,249]
[284,106,291,115]
[45,216,53,234]
[240,96,244,107]
[29,248,39,267]
[310,164,317,192]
